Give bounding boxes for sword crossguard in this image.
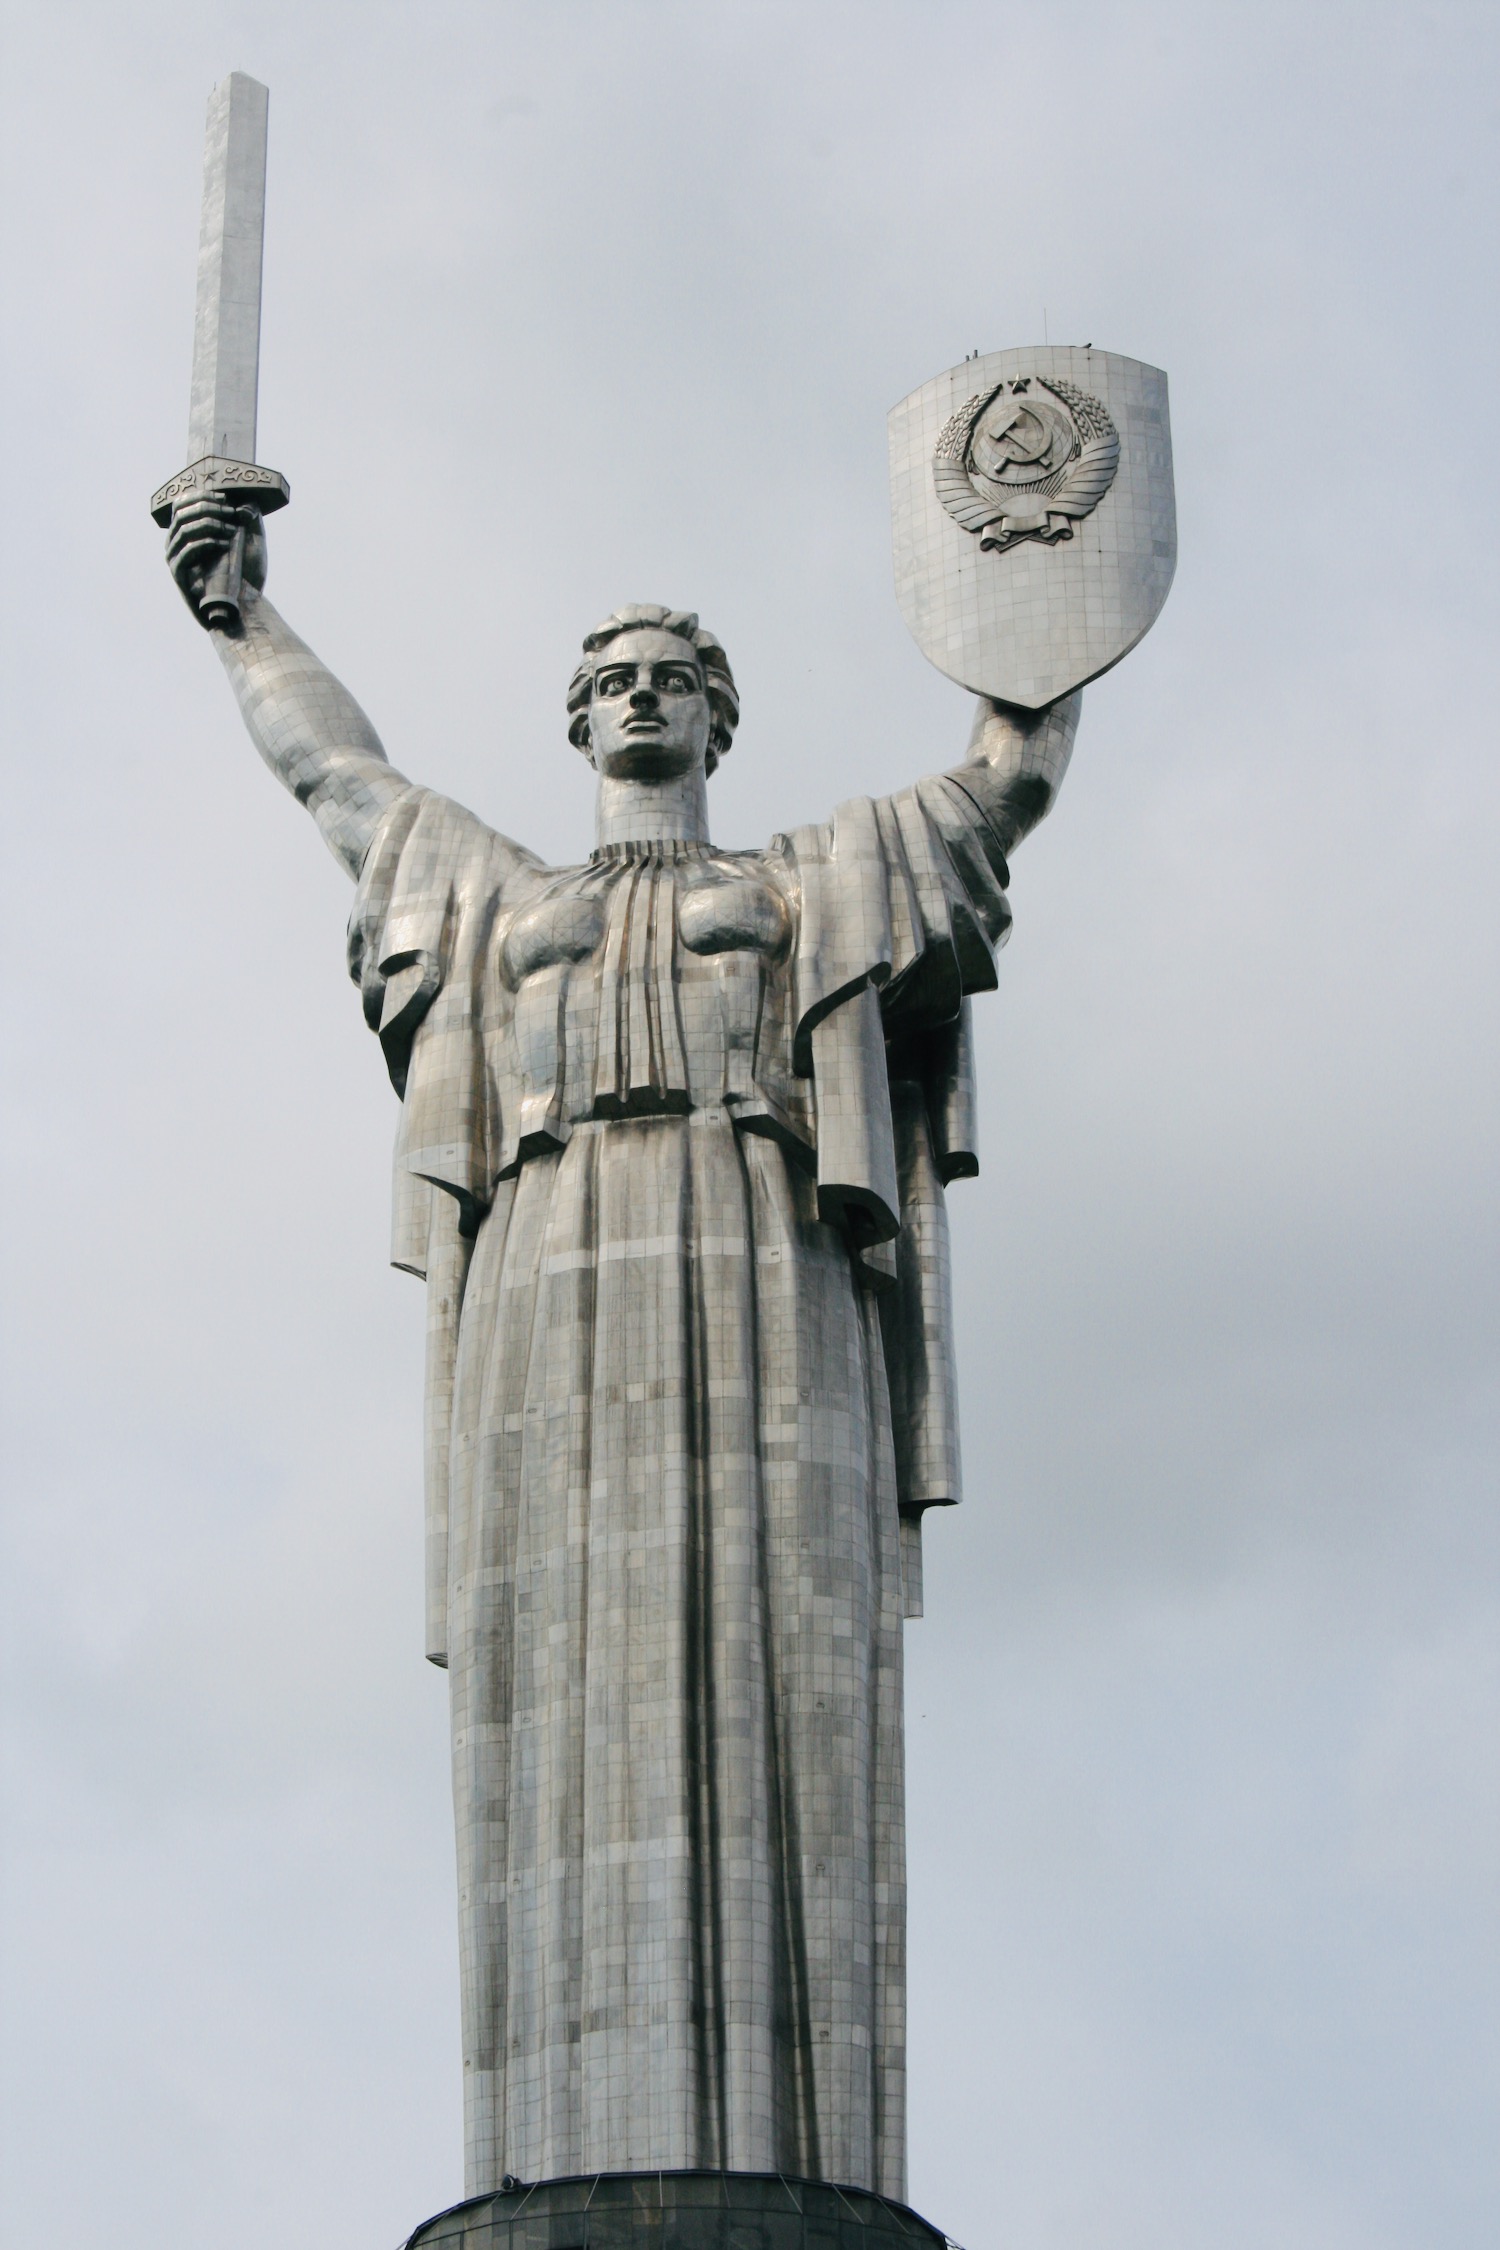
[150,454,291,631]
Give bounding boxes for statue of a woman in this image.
[166,498,1079,2204]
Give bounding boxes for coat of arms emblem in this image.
[933,374,1120,552]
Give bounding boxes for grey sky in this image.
[2,4,1496,2247]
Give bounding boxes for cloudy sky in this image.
[2,5,1496,2247]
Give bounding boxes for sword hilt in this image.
[151,454,291,631]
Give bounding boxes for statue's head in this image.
[567,605,739,781]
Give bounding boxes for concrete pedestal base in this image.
[403,2172,950,2250]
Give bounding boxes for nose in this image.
[628,685,660,711]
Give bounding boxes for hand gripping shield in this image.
[889,346,1176,708]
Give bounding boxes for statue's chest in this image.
[499,854,790,983]
[492,849,797,1137]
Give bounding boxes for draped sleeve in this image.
[346,785,542,1270]
[785,725,1067,1543]
[785,760,1013,1229]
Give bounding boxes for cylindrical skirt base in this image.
[403,2172,950,2250]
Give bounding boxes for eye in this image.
[657,668,698,695]
[596,669,633,697]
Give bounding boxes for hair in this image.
[566,604,739,774]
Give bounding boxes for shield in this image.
[889,346,1176,708]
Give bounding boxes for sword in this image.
[150,72,289,629]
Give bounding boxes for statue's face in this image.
[586,630,712,781]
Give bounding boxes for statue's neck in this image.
[594,769,711,849]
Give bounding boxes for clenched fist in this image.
[165,493,268,622]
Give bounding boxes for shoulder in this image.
[361,784,545,894]
[350,786,551,983]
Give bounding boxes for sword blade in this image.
[186,72,269,466]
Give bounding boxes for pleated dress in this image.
[347,772,1015,2199]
